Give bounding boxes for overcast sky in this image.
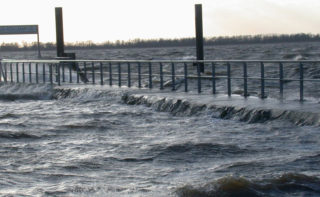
[0,0,319,44]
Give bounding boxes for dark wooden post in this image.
[55,7,65,57]
[195,4,204,73]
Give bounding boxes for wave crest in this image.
[0,83,53,100]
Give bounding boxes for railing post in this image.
[22,63,25,83]
[184,62,188,92]
[243,62,248,97]
[57,63,61,86]
[4,63,7,82]
[62,62,65,82]
[171,62,176,91]
[212,62,216,94]
[160,62,164,90]
[76,62,80,83]
[84,62,87,83]
[100,62,104,85]
[55,63,59,83]
[127,62,131,87]
[10,63,13,83]
[148,62,152,89]
[16,63,19,83]
[36,63,39,83]
[69,62,72,83]
[197,62,201,93]
[279,62,284,99]
[118,62,121,87]
[138,62,141,88]
[29,63,32,83]
[4,63,8,83]
[92,62,95,84]
[299,63,304,102]
[109,62,113,86]
[43,64,46,83]
[49,64,53,85]
[227,62,231,96]
[260,62,265,99]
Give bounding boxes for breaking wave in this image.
[2,84,320,126]
[122,93,320,126]
[0,83,53,100]
[0,84,123,101]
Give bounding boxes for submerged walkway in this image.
[122,90,319,126]
[56,85,320,126]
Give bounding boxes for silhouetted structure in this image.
[54,7,88,82]
[55,7,65,57]
[195,4,204,73]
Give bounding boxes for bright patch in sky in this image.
[0,0,319,44]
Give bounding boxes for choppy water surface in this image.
[0,43,320,196]
[0,85,319,196]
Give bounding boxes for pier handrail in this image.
[1,59,320,63]
[1,59,320,102]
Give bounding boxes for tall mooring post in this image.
[55,7,65,57]
[195,4,204,73]
[54,7,83,81]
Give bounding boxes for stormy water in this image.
[1,42,320,196]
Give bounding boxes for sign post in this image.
[36,26,41,58]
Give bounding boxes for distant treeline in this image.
[1,33,320,51]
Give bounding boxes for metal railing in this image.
[1,59,320,101]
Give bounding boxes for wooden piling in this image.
[195,4,204,73]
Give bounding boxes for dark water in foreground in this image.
[0,84,319,196]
